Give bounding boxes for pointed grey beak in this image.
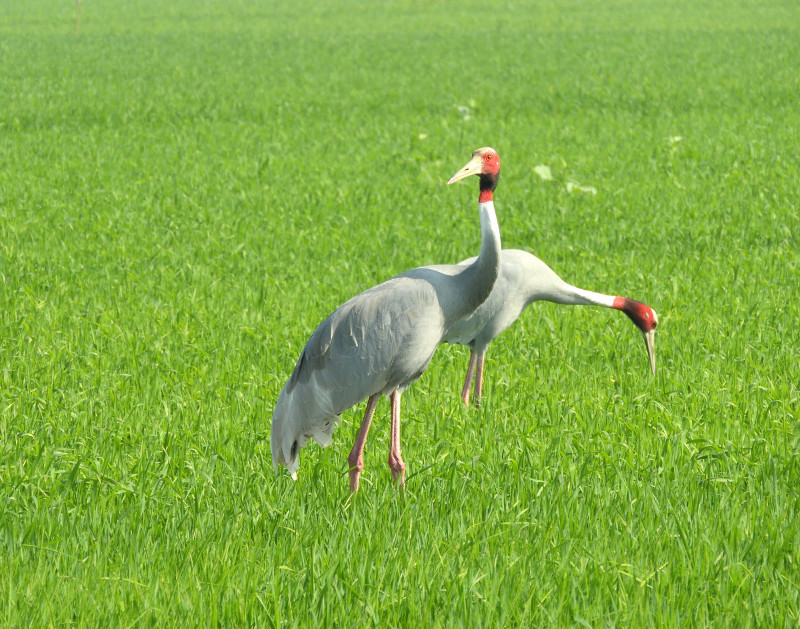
[447,154,484,185]
[643,329,656,375]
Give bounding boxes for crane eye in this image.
[484,154,493,161]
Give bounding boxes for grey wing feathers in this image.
[273,277,433,477]
[288,277,436,404]
[272,271,446,479]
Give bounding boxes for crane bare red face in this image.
[447,147,501,203]
[612,297,658,375]
[613,297,658,332]
[480,150,500,177]
[447,147,500,184]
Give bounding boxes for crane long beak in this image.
[447,155,484,185]
[642,329,656,375]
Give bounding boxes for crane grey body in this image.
[445,249,600,351]
[271,147,503,489]
[444,249,658,405]
[272,261,486,474]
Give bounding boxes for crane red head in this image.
[447,147,501,203]
[612,297,658,375]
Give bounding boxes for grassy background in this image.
[2,0,799,625]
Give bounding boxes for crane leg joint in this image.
[388,454,405,487]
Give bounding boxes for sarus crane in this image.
[444,249,658,406]
[271,147,503,491]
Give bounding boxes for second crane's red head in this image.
[447,147,501,203]
[613,297,659,375]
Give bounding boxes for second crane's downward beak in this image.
[447,154,484,185]
[643,329,656,375]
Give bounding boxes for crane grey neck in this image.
[527,280,616,308]
[446,200,501,326]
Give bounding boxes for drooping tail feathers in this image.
[270,391,340,480]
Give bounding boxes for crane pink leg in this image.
[461,351,477,406]
[473,351,485,407]
[348,393,380,492]
[388,391,406,488]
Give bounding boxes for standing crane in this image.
[271,147,503,491]
[444,249,658,406]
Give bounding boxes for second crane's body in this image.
[444,249,658,405]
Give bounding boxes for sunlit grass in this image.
[1,0,799,625]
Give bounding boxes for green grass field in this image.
[2,0,800,625]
